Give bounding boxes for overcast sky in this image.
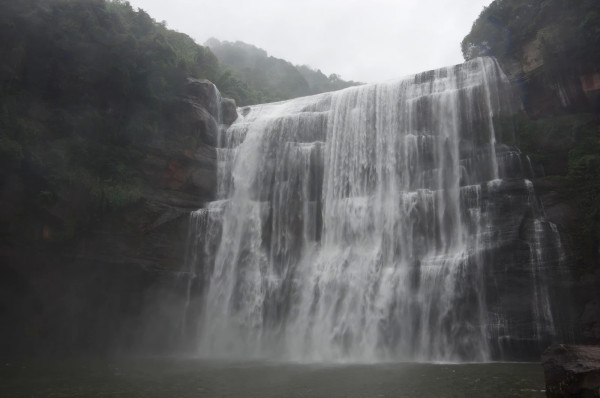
[126,0,492,83]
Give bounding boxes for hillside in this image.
[1,0,215,242]
[206,38,362,103]
[0,0,244,355]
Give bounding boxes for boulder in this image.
[542,344,600,397]
[185,78,221,120]
[173,99,219,146]
[220,97,238,125]
[185,78,238,126]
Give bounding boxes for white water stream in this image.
[183,57,563,362]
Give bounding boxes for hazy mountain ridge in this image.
[206,38,362,103]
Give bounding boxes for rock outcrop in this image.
[0,79,236,356]
[496,38,600,351]
[542,344,600,398]
[114,77,237,272]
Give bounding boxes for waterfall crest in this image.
[183,57,565,362]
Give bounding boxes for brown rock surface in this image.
[542,344,600,397]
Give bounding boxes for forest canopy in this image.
[0,0,262,241]
[461,0,600,73]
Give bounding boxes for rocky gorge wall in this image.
[1,57,597,360]
[499,49,600,348]
[0,79,235,357]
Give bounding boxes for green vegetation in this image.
[206,38,361,103]
[0,0,228,241]
[499,112,600,270]
[0,0,359,244]
[464,0,600,271]
[461,0,600,73]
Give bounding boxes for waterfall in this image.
[183,57,566,362]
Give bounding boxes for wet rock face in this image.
[142,79,238,202]
[185,78,238,126]
[0,78,237,356]
[142,144,217,201]
[98,79,236,348]
[77,79,238,354]
[542,344,600,398]
[185,78,222,121]
[220,97,238,125]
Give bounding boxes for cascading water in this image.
[182,57,568,362]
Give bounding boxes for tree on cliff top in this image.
[461,0,600,73]
[0,0,263,242]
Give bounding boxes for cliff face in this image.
[459,0,600,346]
[500,46,597,119]
[498,47,600,347]
[0,79,235,357]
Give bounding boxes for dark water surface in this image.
[0,358,546,397]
